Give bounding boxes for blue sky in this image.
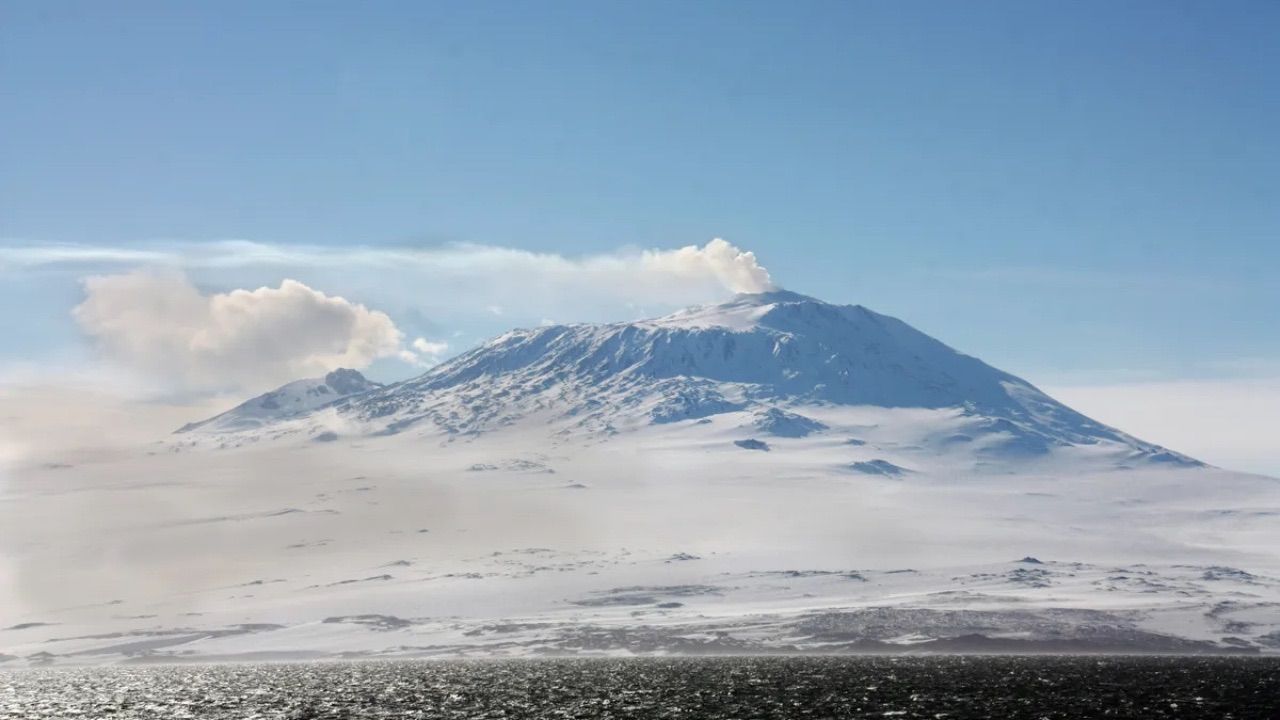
[2,2,1278,470]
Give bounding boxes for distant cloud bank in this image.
[1048,377,1280,478]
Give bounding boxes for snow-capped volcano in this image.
[182,290,1194,467]
[11,291,1278,665]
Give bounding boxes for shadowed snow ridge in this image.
[177,369,382,434]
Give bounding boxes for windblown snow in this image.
[2,291,1276,664]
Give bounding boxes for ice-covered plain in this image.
[2,291,1277,664]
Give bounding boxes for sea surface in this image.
[1,656,1277,719]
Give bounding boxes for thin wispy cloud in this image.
[0,244,174,267]
[0,238,775,295]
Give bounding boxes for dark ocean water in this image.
[2,656,1278,719]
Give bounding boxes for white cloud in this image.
[412,337,450,357]
[396,337,451,368]
[72,271,404,394]
[1047,377,1280,478]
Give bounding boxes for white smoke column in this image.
[641,238,776,294]
[73,271,404,394]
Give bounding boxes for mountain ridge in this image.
[179,290,1199,468]
[177,368,382,434]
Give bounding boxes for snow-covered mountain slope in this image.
[177,368,381,434]
[3,426,1278,664]
[6,290,1275,666]
[181,290,1195,468]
